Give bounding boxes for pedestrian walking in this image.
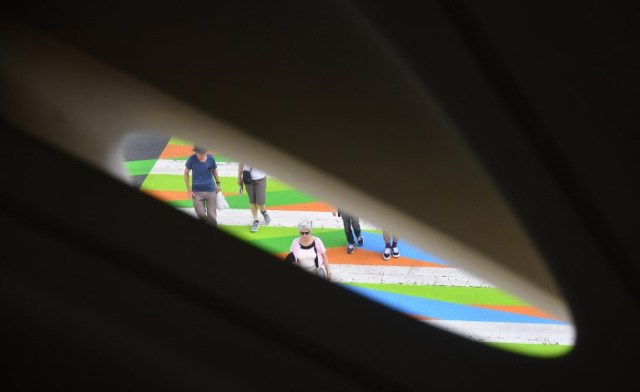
[237,163,271,232]
[332,209,364,254]
[184,145,221,227]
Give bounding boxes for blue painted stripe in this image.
[344,286,566,325]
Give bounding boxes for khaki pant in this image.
[192,191,217,226]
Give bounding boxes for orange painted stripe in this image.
[327,248,445,267]
[270,202,335,212]
[473,305,559,320]
[144,189,238,202]
[159,144,214,159]
[276,248,445,268]
[143,190,186,202]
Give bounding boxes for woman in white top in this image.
[289,221,332,281]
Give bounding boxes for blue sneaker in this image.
[357,236,364,246]
[383,247,391,260]
[392,246,400,258]
[347,244,355,254]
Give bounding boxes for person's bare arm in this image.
[213,168,221,191]
[237,163,245,186]
[184,168,192,198]
[322,253,332,280]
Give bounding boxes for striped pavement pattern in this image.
[123,136,575,357]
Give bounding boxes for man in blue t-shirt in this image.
[184,145,221,227]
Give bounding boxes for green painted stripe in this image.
[167,200,195,208]
[141,174,238,192]
[487,342,573,358]
[140,174,184,191]
[308,229,352,248]
[261,178,297,192]
[170,195,271,208]
[344,283,528,306]
[221,194,249,209]
[220,225,299,241]
[140,172,296,191]
[264,189,318,206]
[123,159,157,176]
[219,226,299,254]
[157,187,321,209]
[218,226,349,254]
[168,136,192,145]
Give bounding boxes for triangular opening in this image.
[121,132,575,358]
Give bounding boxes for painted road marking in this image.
[425,320,574,345]
[177,207,381,230]
[330,264,493,287]
[125,137,576,355]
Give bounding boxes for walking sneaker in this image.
[357,236,364,246]
[250,220,260,233]
[392,246,400,258]
[261,210,271,225]
[347,244,355,254]
[383,247,391,260]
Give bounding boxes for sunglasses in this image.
[299,231,310,235]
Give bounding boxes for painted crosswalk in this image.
[124,135,575,358]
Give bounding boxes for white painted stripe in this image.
[177,207,381,230]
[150,159,190,175]
[331,265,494,287]
[151,159,262,178]
[426,320,575,345]
[159,161,575,347]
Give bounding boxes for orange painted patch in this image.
[144,189,237,202]
[159,144,219,159]
[143,190,186,202]
[327,248,445,267]
[159,144,192,159]
[275,248,445,268]
[270,202,335,212]
[474,305,559,320]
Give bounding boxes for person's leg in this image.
[192,192,207,222]
[249,203,259,221]
[391,234,400,258]
[342,215,355,244]
[383,231,391,245]
[382,230,392,260]
[247,182,260,232]
[352,217,363,246]
[341,215,355,254]
[254,178,270,224]
[204,191,218,227]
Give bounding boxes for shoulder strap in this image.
[312,239,319,268]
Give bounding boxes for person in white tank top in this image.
[237,163,271,232]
